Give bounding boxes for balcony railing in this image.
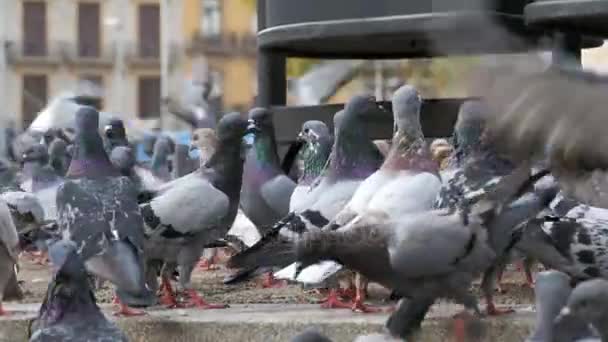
[5,40,67,66]
[125,41,182,69]
[64,42,115,67]
[188,32,257,56]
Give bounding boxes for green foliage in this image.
[287,58,321,78]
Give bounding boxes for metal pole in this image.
[108,0,127,116]
[256,0,286,107]
[160,0,170,130]
[551,32,582,68]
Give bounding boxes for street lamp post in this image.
[105,3,126,117]
[160,0,170,130]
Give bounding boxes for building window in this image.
[201,0,221,37]
[77,2,101,57]
[138,76,161,119]
[138,4,160,58]
[23,1,47,56]
[22,75,48,128]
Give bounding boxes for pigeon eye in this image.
[193,134,199,141]
[304,128,310,134]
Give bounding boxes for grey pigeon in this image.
[227,96,385,287]
[433,100,531,315]
[103,118,130,156]
[527,270,596,342]
[20,144,62,193]
[555,278,608,341]
[148,135,175,181]
[29,240,129,342]
[0,197,18,315]
[241,108,297,232]
[48,138,71,177]
[293,163,557,340]
[140,112,249,309]
[290,328,333,342]
[278,85,441,312]
[172,144,196,179]
[57,106,154,316]
[477,59,608,208]
[516,200,608,284]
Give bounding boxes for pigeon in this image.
[227,96,385,287]
[0,197,18,315]
[141,112,249,309]
[526,270,597,342]
[2,190,47,263]
[20,144,63,193]
[516,198,608,283]
[147,135,175,181]
[293,162,557,340]
[103,118,130,155]
[430,138,453,170]
[0,158,22,192]
[476,57,608,208]
[555,278,608,341]
[289,120,333,213]
[57,106,154,316]
[48,138,71,177]
[290,328,333,342]
[29,240,129,342]
[278,85,441,313]
[240,108,297,232]
[172,144,196,179]
[432,100,538,315]
[190,128,218,166]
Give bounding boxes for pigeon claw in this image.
[113,303,146,317]
[184,290,228,310]
[351,301,383,314]
[319,289,353,309]
[0,303,10,316]
[260,273,287,289]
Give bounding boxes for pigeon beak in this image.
[558,307,571,317]
[296,132,306,142]
[246,119,259,134]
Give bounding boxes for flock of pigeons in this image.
[2,56,608,342]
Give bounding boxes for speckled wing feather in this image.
[0,199,18,261]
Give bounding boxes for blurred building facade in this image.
[182,0,257,113]
[0,0,188,131]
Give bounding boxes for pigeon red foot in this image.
[486,301,515,316]
[0,303,10,316]
[198,255,220,271]
[319,289,353,309]
[259,273,287,288]
[183,289,229,309]
[159,276,183,309]
[113,296,146,317]
[351,287,383,313]
[452,311,476,342]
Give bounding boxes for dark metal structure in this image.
[256,0,605,151]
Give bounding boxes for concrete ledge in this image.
[0,303,536,342]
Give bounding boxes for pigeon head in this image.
[48,138,70,175]
[190,128,217,163]
[559,279,608,326]
[104,119,127,142]
[216,112,249,142]
[298,120,331,145]
[152,136,175,159]
[110,146,136,175]
[247,107,274,133]
[341,95,378,126]
[66,107,118,178]
[142,134,157,158]
[392,85,423,139]
[35,239,101,328]
[454,100,487,150]
[74,106,99,134]
[22,144,49,164]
